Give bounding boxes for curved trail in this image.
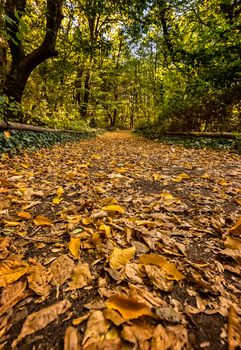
[0,131,241,349]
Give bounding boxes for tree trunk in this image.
[80,71,91,120]
[3,0,63,121]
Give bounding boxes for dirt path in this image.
[0,131,241,349]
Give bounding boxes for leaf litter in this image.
[0,131,241,349]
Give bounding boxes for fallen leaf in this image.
[12,300,71,347]
[27,265,53,297]
[67,263,92,290]
[3,131,11,139]
[228,305,241,350]
[17,211,32,219]
[33,215,53,227]
[139,254,185,281]
[64,326,81,350]
[0,281,27,316]
[50,255,75,287]
[106,294,153,320]
[72,313,90,326]
[144,265,173,291]
[125,263,143,284]
[99,224,111,236]
[69,237,81,259]
[0,259,29,287]
[102,205,125,213]
[229,216,241,236]
[82,311,109,348]
[103,309,125,326]
[224,235,241,251]
[110,246,136,269]
[121,322,154,345]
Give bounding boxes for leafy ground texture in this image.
[0,131,241,350]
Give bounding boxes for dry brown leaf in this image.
[139,254,185,281]
[27,264,53,296]
[0,280,26,306]
[0,237,11,260]
[73,312,90,326]
[0,281,27,317]
[229,216,241,236]
[12,300,71,347]
[109,246,136,269]
[121,322,154,346]
[228,305,241,350]
[64,326,81,350]
[82,311,109,348]
[33,215,53,227]
[125,263,143,284]
[144,265,173,291]
[69,237,81,259]
[151,324,188,350]
[67,263,92,290]
[106,294,153,320]
[224,235,241,251]
[0,259,29,287]
[50,255,75,287]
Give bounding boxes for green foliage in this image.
[2,0,241,131]
[0,129,95,154]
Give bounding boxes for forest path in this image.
[1,131,241,349]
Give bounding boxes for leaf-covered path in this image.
[0,131,241,350]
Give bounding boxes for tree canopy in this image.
[1,0,241,131]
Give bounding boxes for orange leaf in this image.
[3,131,11,139]
[139,254,185,281]
[229,216,241,236]
[33,215,53,227]
[106,294,153,320]
[17,211,32,220]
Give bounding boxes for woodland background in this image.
[0,0,241,133]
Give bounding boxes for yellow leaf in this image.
[69,237,81,259]
[201,173,210,179]
[228,305,241,350]
[33,215,53,227]
[106,294,153,320]
[110,246,136,269]
[53,196,63,204]
[229,216,241,236]
[153,173,161,181]
[0,260,29,287]
[139,254,185,281]
[3,130,11,139]
[4,221,21,227]
[218,179,229,186]
[20,163,30,169]
[99,224,111,236]
[102,205,125,213]
[82,217,92,225]
[56,187,64,196]
[17,211,32,219]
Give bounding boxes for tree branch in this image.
[5,0,26,64]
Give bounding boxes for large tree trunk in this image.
[3,0,63,121]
